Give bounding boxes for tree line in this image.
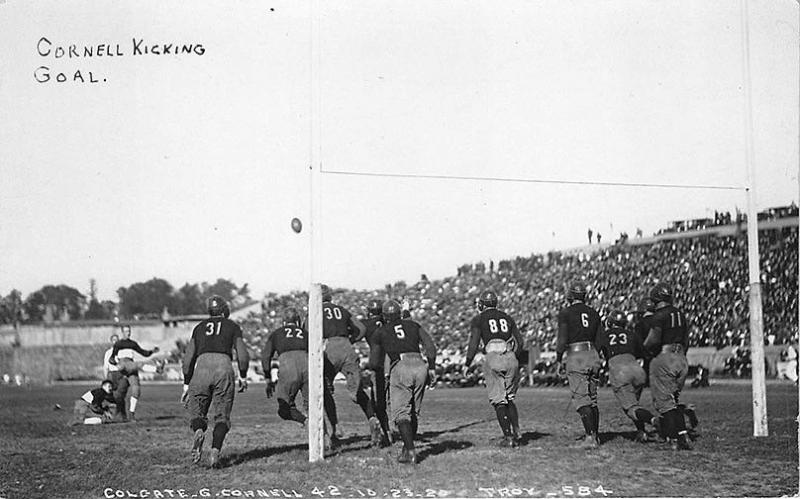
[0,278,250,324]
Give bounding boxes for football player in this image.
[103,333,129,422]
[320,285,381,446]
[362,299,392,446]
[180,296,250,467]
[108,325,160,422]
[596,310,657,443]
[632,298,655,386]
[556,280,603,448]
[643,284,694,450]
[368,300,437,464]
[262,308,334,435]
[465,290,524,447]
[67,379,115,426]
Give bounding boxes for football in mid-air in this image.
[291,217,303,233]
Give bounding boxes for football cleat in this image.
[369,417,383,447]
[397,447,417,464]
[582,433,599,449]
[209,448,221,468]
[191,429,205,464]
[634,430,648,443]
[677,432,693,450]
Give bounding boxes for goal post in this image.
[307,283,325,462]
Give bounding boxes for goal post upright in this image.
[307,0,325,462]
[739,0,768,437]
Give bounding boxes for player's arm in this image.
[419,326,437,370]
[348,316,367,343]
[419,326,438,387]
[682,315,691,352]
[260,334,275,376]
[181,336,198,384]
[464,318,482,366]
[130,340,158,357]
[510,318,523,356]
[643,324,662,353]
[367,332,385,371]
[555,310,568,363]
[233,337,250,379]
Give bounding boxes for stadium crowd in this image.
[241,226,797,361]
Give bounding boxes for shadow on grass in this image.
[518,431,550,446]
[222,443,307,466]
[598,430,638,444]
[416,439,473,463]
[418,418,492,440]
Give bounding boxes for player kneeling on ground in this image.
[597,310,657,443]
[367,300,437,464]
[68,380,116,426]
[465,290,524,447]
[181,295,250,468]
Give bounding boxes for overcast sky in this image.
[0,0,797,302]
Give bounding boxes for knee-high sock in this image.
[494,404,512,436]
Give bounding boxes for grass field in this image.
[1,382,797,499]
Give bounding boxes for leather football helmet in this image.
[478,290,498,310]
[650,283,673,304]
[207,295,230,318]
[567,280,588,302]
[606,309,628,329]
[382,300,402,322]
[366,299,383,317]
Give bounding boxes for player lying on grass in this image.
[67,379,116,426]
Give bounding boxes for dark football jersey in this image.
[598,325,643,359]
[372,319,423,362]
[269,325,308,354]
[322,302,352,339]
[558,302,601,345]
[191,317,243,358]
[633,313,652,345]
[650,305,689,347]
[470,309,519,345]
[363,315,384,344]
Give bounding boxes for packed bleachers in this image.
[240,224,798,360]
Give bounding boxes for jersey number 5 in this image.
[394,324,405,339]
[205,322,221,336]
